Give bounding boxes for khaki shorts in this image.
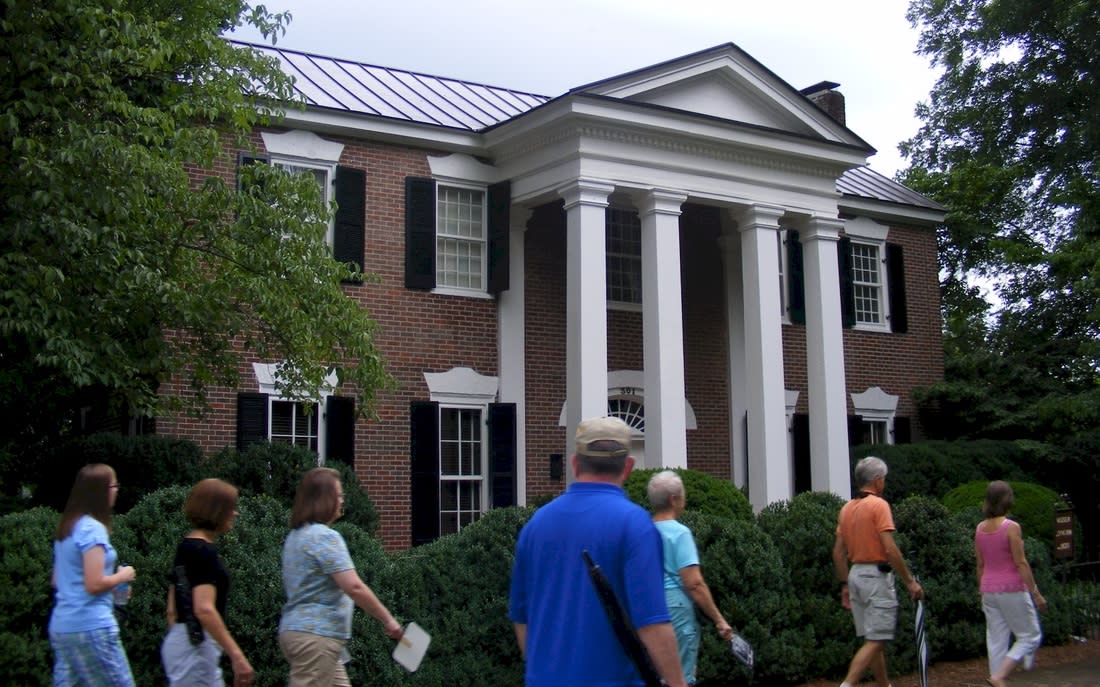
[279,631,350,687]
[848,563,898,641]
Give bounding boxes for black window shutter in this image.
[893,416,912,444]
[236,392,268,453]
[237,152,269,192]
[838,236,856,328]
[792,413,811,494]
[488,403,517,508]
[886,243,908,333]
[404,177,436,290]
[787,230,806,325]
[847,414,863,446]
[410,401,440,545]
[487,181,511,295]
[333,166,366,278]
[325,395,356,464]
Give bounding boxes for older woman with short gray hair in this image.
[648,470,734,686]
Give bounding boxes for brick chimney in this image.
[800,81,845,126]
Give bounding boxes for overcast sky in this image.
[229,0,939,178]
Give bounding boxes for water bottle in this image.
[113,563,130,606]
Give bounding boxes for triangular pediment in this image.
[571,44,869,149]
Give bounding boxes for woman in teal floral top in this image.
[278,468,404,686]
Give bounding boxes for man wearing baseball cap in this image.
[509,416,686,687]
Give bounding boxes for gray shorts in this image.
[848,563,898,641]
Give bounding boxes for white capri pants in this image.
[161,622,224,686]
[981,591,1042,675]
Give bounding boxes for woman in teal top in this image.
[49,463,137,687]
[279,467,404,686]
[648,470,734,686]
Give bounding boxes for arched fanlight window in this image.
[608,398,645,432]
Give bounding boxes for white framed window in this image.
[438,406,485,535]
[850,241,884,325]
[436,184,487,292]
[261,130,343,247]
[270,399,319,452]
[606,207,642,307]
[422,367,500,537]
[843,217,891,332]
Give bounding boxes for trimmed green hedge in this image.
[624,467,754,522]
[942,480,1060,552]
[1,486,1091,687]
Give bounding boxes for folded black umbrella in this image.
[915,597,929,687]
[582,550,663,687]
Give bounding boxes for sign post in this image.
[1054,495,1075,583]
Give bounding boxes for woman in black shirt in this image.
[161,479,254,686]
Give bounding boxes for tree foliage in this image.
[0,0,392,455]
[901,0,1100,439]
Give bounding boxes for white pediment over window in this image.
[851,386,899,418]
[261,130,344,163]
[252,362,338,399]
[556,370,698,430]
[424,367,499,404]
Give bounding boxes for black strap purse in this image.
[173,565,206,646]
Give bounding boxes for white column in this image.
[559,179,614,464]
[718,233,748,489]
[801,216,851,499]
[638,189,689,469]
[498,207,531,504]
[734,204,790,510]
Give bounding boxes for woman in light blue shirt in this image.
[648,470,734,686]
[279,467,404,686]
[49,463,137,687]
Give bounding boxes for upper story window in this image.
[607,207,642,306]
[272,160,334,241]
[436,185,486,291]
[850,241,884,326]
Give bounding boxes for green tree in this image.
[0,1,392,459]
[901,0,1100,439]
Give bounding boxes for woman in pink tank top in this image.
[975,480,1047,687]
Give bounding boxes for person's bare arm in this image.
[975,535,985,587]
[513,623,527,659]
[192,584,254,686]
[1006,521,1047,611]
[880,530,923,600]
[331,569,404,639]
[637,622,688,687]
[832,534,851,609]
[165,586,176,629]
[81,546,134,595]
[679,566,733,640]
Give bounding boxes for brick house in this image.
[156,41,945,550]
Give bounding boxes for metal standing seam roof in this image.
[235,40,942,213]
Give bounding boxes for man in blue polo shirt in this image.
[509,416,687,687]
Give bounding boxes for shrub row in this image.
[2,484,1088,687]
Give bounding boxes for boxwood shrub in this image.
[941,480,1060,552]
[624,467,754,522]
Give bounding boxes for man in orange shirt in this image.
[832,456,923,687]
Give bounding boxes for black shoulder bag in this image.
[173,565,206,646]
